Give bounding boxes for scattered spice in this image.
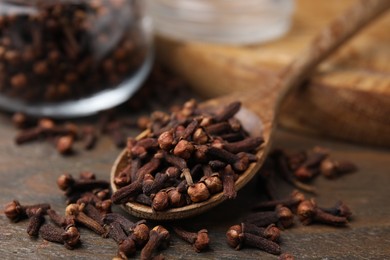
[39,224,80,250]
[141,225,170,260]
[2,69,358,259]
[226,224,281,255]
[243,206,294,229]
[172,226,210,253]
[259,147,358,194]
[297,199,349,226]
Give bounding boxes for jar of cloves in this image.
[0,0,153,117]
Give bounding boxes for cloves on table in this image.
[319,200,352,219]
[4,200,50,222]
[297,199,349,226]
[242,223,281,242]
[252,190,305,211]
[243,206,294,229]
[226,224,281,255]
[40,224,80,249]
[172,226,210,252]
[47,209,75,228]
[320,158,357,179]
[83,203,105,226]
[293,148,329,181]
[141,225,170,260]
[103,213,137,234]
[65,203,107,237]
[26,207,45,237]
[130,221,150,248]
[271,149,317,194]
[57,173,109,195]
[108,222,136,258]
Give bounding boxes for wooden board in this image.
[156,0,390,147]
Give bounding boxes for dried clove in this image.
[187,183,210,203]
[297,199,348,226]
[242,223,281,242]
[152,190,170,211]
[83,203,105,226]
[141,225,170,260]
[172,226,209,252]
[320,158,357,179]
[220,165,237,199]
[65,203,107,236]
[252,190,305,211]
[40,224,80,249]
[47,209,75,228]
[4,200,50,222]
[319,200,352,219]
[57,173,109,195]
[226,224,281,255]
[26,207,45,237]
[130,222,150,248]
[108,222,136,257]
[243,206,294,229]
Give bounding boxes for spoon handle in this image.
[276,0,390,107]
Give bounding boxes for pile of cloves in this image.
[0,0,147,103]
[112,99,263,210]
[3,171,212,259]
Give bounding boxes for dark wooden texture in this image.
[0,112,389,259]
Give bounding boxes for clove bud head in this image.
[173,140,194,160]
[118,238,136,257]
[57,173,75,191]
[131,223,150,248]
[167,188,187,208]
[226,225,243,250]
[62,225,80,249]
[297,200,316,225]
[187,183,210,203]
[264,224,281,242]
[153,225,170,249]
[152,191,170,211]
[194,229,210,252]
[276,206,294,228]
[158,131,175,150]
[202,175,223,194]
[65,204,80,216]
[4,200,24,222]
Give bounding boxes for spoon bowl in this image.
[110,0,390,220]
[111,105,268,220]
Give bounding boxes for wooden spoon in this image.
[111,0,390,220]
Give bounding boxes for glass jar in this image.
[0,0,153,117]
[147,0,294,45]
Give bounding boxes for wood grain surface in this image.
[1,111,390,259]
[156,0,390,147]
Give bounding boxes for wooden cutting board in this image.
[155,0,390,147]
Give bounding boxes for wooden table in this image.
[1,110,389,259]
